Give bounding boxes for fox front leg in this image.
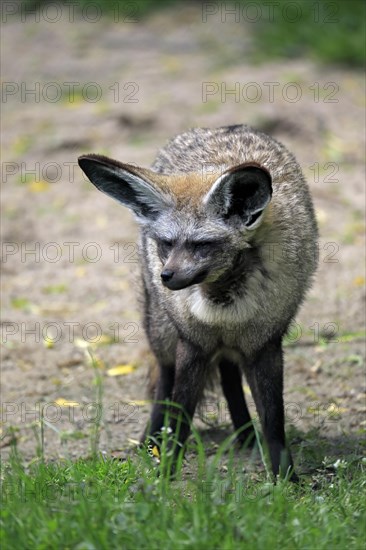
[168,339,208,448]
[244,337,298,481]
[218,359,255,447]
[156,340,208,462]
[141,364,175,444]
[143,340,207,465]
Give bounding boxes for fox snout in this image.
[160,266,208,291]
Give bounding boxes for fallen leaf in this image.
[93,334,116,346]
[107,364,136,377]
[54,398,80,408]
[353,276,365,287]
[151,445,160,458]
[75,267,86,278]
[28,180,50,193]
[43,336,54,349]
[127,438,140,446]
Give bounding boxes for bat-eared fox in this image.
[78,125,318,481]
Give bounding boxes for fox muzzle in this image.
[160,268,208,291]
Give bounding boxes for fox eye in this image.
[157,239,174,256]
[160,239,173,248]
[191,241,216,257]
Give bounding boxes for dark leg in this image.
[218,359,255,446]
[167,339,208,451]
[244,338,297,481]
[141,364,175,442]
[142,338,207,456]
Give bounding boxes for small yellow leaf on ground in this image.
[107,364,136,376]
[43,336,54,349]
[93,334,116,346]
[64,94,84,107]
[353,276,365,287]
[28,180,50,193]
[151,445,160,458]
[127,438,140,446]
[54,398,80,408]
[327,403,348,415]
[75,267,86,278]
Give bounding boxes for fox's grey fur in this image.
[78,124,318,480]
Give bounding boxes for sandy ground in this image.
[1,5,365,469]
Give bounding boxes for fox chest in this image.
[169,287,272,354]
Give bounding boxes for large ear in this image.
[78,154,170,220]
[203,163,272,228]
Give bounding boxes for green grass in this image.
[1,434,365,549]
[252,0,365,67]
[1,350,365,548]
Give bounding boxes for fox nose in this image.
[161,269,174,283]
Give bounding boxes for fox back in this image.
[79,125,318,480]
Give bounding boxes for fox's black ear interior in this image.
[206,164,272,226]
[226,165,272,225]
[78,154,166,220]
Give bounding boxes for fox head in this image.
[78,154,272,291]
